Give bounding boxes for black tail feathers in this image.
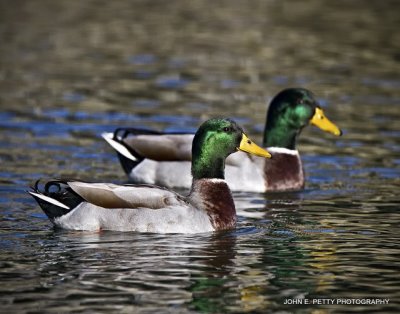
[111,128,162,175]
[29,179,84,220]
[113,127,162,139]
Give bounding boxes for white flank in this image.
[101,132,137,161]
[28,191,70,210]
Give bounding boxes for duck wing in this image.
[122,133,193,161]
[118,132,251,166]
[67,181,187,209]
[104,127,254,166]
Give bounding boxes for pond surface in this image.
[1,0,400,313]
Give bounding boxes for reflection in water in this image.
[1,0,400,312]
[189,234,237,312]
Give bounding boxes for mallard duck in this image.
[28,118,271,233]
[103,88,342,192]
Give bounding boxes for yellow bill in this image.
[310,107,342,136]
[238,134,271,158]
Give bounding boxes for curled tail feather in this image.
[28,179,84,220]
[102,128,162,175]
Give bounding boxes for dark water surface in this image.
[1,0,400,313]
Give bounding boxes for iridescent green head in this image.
[192,118,271,180]
[263,88,342,149]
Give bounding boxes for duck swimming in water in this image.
[103,88,342,192]
[29,118,271,233]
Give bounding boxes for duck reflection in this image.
[34,229,238,311]
[234,190,340,306]
[32,192,340,313]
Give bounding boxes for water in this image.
[1,0,400,312]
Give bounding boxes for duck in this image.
[28,118,271,233]
[102,88,342,192]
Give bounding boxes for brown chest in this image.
[191,180,236,230]
[263,152,304,190]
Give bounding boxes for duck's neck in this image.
[190,179,236,230]
[192,149,225,180]
[263,123,300,150]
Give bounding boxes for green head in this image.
[192,118,271,180]
[263,88,342,149]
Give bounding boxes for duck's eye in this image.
[298,98,304,105]
[223,127,232,132]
